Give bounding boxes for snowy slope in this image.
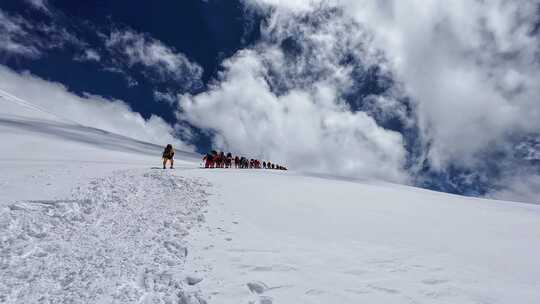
[1,92,540,304]
[0,90,199,201]
[0,91,208,303]
[184,170,540,303]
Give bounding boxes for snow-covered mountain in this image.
[1,92,539,303]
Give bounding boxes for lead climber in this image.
[162,144,175,169]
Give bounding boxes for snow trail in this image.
[0,169,211,303]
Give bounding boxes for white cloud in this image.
[0,9,84,59]
[179,49,408,182]
[0,65,193,151]
[154,90,178,106]
[0,10,41,58]
[75,49,101,62]
[105,29,203,88]
[242,0,540,167]
[245,0,315,13]
[176,3,410,183]
[336,0,540,168]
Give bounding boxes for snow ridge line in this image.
[0,169,212,303]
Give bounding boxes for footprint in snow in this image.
[247,281,268,294]
[164,241,188,259]
[186,275,203,286]
[305,289,325,295]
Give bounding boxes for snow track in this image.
[0,169,211,304]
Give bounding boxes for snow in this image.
[2,170,210,303]
[183,170,540,303]
[1,91,540,303]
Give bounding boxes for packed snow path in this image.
[0,169,211,303]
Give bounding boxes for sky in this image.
[1,0,540,204]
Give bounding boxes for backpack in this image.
[163,148,174,158]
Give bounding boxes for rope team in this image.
[161,145,288,171]
[203,151,288,170]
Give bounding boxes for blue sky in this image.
[1,0,540,203]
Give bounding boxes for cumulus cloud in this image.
[179,48,408,183]
[242,0,540,167]
[176,2,413,183]
[105,29,203,89]
[336,0,540,168]
[0,65,193,151]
